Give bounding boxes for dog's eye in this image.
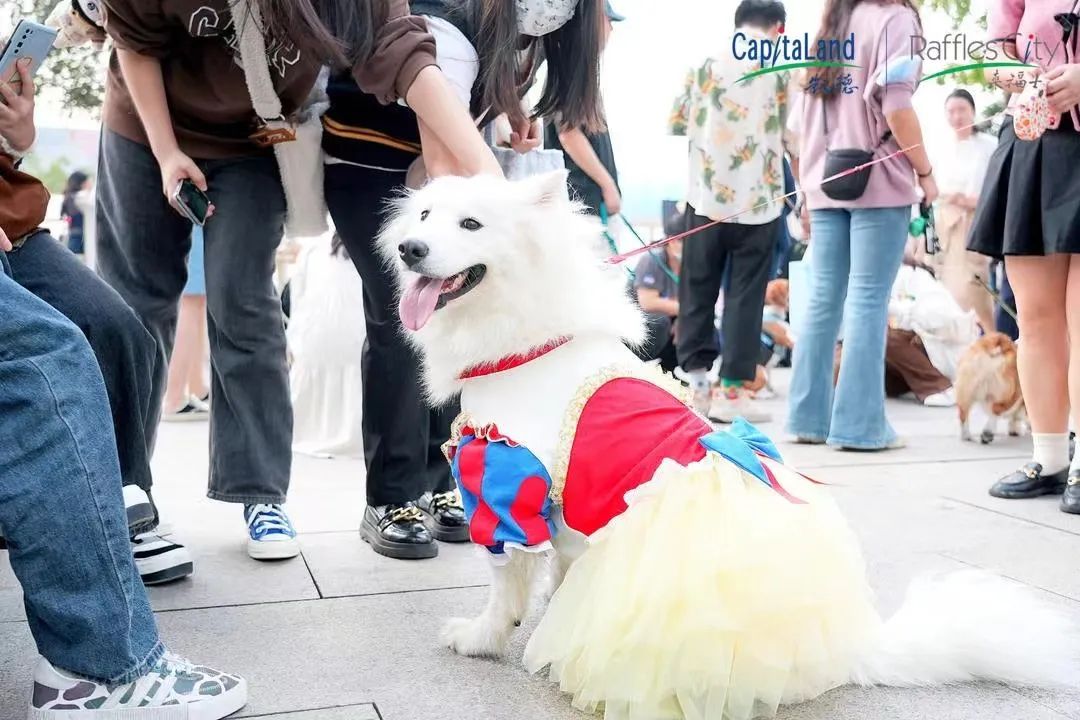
[460,217,483,231]
[420,210,430,221]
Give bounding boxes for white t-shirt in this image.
[936,132,997,198]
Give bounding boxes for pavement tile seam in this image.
[939,552,1080,604]
[299,551,326,599]
[941,497,1080,539]
[150,582,491,615]
[798,453,1028,472]
[234,702,383,720]
[1003,686,1076,720]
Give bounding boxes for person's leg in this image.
[0,266,162,682]
[786,209,851,442]
[996,263,1020,340]
[417,399,469,542]
[1062,255,1080,512]
[636,312,673,363]
[326,163,436,558]
[884,329,952,403]
[828,207,909,449]
[991,255,1071,498]
[710,218,778,423]
[676,210,725,412]
[95,129,194,455]
[164,294,208,414]
[197,153,297,559]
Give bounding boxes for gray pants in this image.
[95,129,291,505]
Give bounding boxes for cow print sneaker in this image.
[28,651,246,719]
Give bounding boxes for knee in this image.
[1016,297,1066,337]
[81,298,156,365]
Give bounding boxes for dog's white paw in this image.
[442,617,507,658]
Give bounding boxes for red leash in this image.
[605,142,922,266]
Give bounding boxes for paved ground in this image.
[3,370,1080,720]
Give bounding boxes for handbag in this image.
[483,122,567,190]
[234,0,329,238]
[820,99,892,202]
[0,154,49,246]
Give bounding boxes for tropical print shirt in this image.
[670,37,789,225]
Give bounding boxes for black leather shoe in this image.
[1061,471,1080,515]
[989,462,1068,499]
[418,490,469,543]
[360,502,437,559]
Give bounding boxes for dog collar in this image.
[459,337,573,380]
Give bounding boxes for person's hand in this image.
[0,60,36,153]
[1045,64,1080,114]
[157,147,214,217]
[0,224,11,252]
[918,173,939,205]
[601,180,622,215]
[509,117,542,155]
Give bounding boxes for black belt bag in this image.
[821,99,892,202]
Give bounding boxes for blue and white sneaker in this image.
[243,504,300,561]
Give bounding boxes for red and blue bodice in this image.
[446,374,810,561]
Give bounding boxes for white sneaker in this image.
[28,652,246,719]
[923,388,956,408]
[243,504,300,560]
[708,387,773,425]
[132,533,194,586]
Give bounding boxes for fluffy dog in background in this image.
[955,332,1027,444]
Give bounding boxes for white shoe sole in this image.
[28,678,247,720]
[246,537,300,561]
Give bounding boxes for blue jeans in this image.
[0,258,163,683]
[787,207,909,448]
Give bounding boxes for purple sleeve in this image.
[875,8,922,116]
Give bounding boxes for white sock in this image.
[1032,433,1070,475]
[688,369,710,394]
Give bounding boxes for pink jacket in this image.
[990,0,1080,130]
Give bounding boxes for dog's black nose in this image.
[398,239,430,268]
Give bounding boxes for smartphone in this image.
[173,180,211,226]
[0,20,58,97]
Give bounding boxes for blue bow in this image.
[699,418,783,488]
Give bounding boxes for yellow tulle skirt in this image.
[524,454,882,720]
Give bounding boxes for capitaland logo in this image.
[733,31,859,84]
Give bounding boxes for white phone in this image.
[0,20,58,98]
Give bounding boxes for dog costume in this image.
[444,335,879,720]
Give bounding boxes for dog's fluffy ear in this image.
[375,191,414,267]
[518,170,571,208]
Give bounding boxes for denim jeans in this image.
[96,129,292,504]
[0,259,163,683]
[6,231,157,499]
[787,206,909,449]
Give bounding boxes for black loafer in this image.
[360,502,438,559]
[1061,471,1080,515]
[989,462,1068,499]
[417,490,469,543]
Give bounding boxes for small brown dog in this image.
[955,333,1027,444]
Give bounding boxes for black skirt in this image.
[968,114,1080,258]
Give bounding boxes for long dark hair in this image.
[252,0,378,70]
[462,0,606,133]
[61,171,89,220]
[809,0,923,96]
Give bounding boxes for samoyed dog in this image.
[378,171,1078,720]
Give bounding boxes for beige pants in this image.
[930,203,995,331]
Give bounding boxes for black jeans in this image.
[637,312,678,373]
[677,210,778,381]
[96,129,292,505]
[325,163,455,506]
[4,232,157,497]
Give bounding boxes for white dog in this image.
[380,171,1078,719]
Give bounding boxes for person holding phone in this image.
[1,56,247,718]
[968,0,1080,511]
[320,0,606,559]
[95,0,500,562]
[1,56,194,585]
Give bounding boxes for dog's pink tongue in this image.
[399,276,443,331]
